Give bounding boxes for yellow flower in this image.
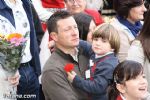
[0,33,4,39]
[6,33,23,41]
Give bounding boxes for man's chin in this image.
[73,42,79,47]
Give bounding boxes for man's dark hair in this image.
[47,10,72,34]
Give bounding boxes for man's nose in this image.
[71,28,78,36]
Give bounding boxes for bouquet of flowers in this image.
[0,33,27,76]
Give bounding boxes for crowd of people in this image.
[0,0,150,100]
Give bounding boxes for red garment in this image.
[84,9,104,26]
[116,95,123,100]
[41,0,65,8]
[41,22,47,32]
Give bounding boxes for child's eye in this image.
[102,40,106,42]
[142,74,146,78]
[93,38,99,41]
[102,39,108,42]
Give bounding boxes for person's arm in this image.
[79,40,93,58]
[68,61,114,94]
[117,29,132,62]
[31,4,44,46]
[32,0,52,22]
[126,40,145,65]
[42,69,78,100]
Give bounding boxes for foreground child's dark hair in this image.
[107,60,144,100]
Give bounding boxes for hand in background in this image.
[67,71,77,83]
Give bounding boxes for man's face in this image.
[55,16,79,49]
[65,0,86,14]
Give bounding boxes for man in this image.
[0,0,41,100]
[48,0,103,50]
[41,11,89,100]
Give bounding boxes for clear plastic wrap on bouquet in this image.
[0,46,22,76]
[0,33,26,99]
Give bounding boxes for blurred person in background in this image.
[144,0,150,17]
[111,0,147,62]
[74,12,96,43]
[85,0,104,11]
[127,9,150,92]
[64,0,104,26]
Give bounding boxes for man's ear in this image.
[50,32,58,41]
[116,83,126,94]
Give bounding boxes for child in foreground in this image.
[108,60,149,100]
[67,23,120,100]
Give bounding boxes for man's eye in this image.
[64,27,71,31]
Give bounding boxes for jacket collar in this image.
[55,47,79,63]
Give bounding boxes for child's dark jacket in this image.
[73,40,119,100]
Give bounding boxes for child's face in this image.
[92,37,113,55]
[121,73,148,100]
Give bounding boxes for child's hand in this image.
[67,71,77,83]
[48,40,55,52]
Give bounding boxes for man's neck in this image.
[57,45,77,56]
[63,48,77,55]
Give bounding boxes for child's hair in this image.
[107,60,144,100]
[92,23,120,54]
